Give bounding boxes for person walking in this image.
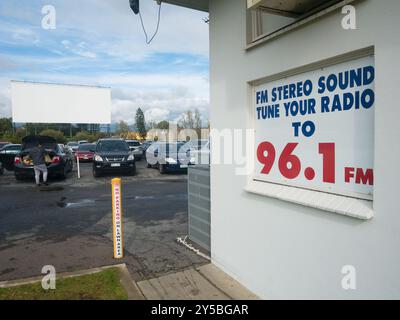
[29,143,49,187]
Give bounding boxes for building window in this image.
[247,0,355,47]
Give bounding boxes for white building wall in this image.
[209,0,400,299]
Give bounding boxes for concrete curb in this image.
[0,263,145,300]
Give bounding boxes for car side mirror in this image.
[154,150,158,157]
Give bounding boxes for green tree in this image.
[156,120,169,130]
[39,129,67,144]
[74,131,91,142]
[135,108,147,139]
[116,120,130,137]
[2,128,26,144]
[0,117,12,136]
[93,132,108,141]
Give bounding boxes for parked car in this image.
[146,141,194,174]
[141,141,154,158]
[75,143,96,162]
[189,140,210,165]
[0,144,22,171]
[126,140,143,160]
[92,139,136,177]
[14,135,74,180]
[0,141,11,150]
[59,145,75,169]
[66,141,79,154]
[186,139,209,151]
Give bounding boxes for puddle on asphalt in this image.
[56,193,187,209]
[125,194,188,201]
[132,196,155,200]
[56,198,95,208]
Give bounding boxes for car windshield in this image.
[7,145,21,151]
[127,141,141,147]
[187,140,208,150]
[79,144,95,151]
[67,142,78,147]
[158,143,186,153]
[97,140,129,152]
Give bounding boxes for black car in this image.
[0,141,11,149]
[0,144,22,171]
[14,135,74,180]
[92,139,136,177]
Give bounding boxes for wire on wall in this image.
[139,1,162,45]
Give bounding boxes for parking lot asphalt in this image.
[0,159,208,282]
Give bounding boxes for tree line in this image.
[0,108,208,144]
[117,108,208,138]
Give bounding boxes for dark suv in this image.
[92,139,136,177]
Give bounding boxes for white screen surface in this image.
[11,81,111,124]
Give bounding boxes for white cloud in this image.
[110,75,209,124]
[145,108,170,123]
[0,0,209,123]
[12,28,36,40]
[61,39,97,59]
[61,40,71,47]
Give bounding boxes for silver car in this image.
[66,141,79,154]
[189,140,210,165]
[126,140,143,160]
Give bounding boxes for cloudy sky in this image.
[0,0,209,125]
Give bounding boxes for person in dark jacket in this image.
[29,143,49,186]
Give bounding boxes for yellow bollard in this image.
[111,178,123,259]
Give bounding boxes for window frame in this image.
[246,0,358,49]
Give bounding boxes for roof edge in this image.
[160,0,209,12]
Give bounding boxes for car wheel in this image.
[128,165,136,176]
[93,168,102,178]
[59,167,67,180]
[146,162,152,168]
[159,164,167,174]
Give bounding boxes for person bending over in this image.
[29,143,49,186]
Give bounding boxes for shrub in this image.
[39,129,67,144]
